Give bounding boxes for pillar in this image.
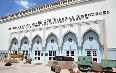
[18,32,21,53]
[42,28,46,61]
[8,33,12,61]
[98,20,107,59]
[77,24,82,56]
[29,30,32,59]
[58,26,62,55]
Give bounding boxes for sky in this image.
[0,0,58,17]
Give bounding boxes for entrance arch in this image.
[32,35,42,61]
[62,32,78,61]
[45,34,58,61]
[82,30,102,63]
[11,38,18,54]
[20,37,29,60]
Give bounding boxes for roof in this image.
[0,0,91,23]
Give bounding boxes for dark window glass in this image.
[26,51,28,55]
[66,51,69,56]
[71,51,74,56]
[53,57,55,60]
[38,57,40,60]
[51,39,54,43]
[89,37,93,41]
[37,40,39,44]
[93,58,97,62]
[68,38,72,42]
[38,51,40,56]
[15,51,17,54]
[87,51,91,56]
[24,41,27,44]
[53,51,56,56]
[35,51,37,55]
[14,42,17,45]
[49,51,52,56]
[49,57,52,60]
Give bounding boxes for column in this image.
[58,26,62,56]
[42,28,46,61]
[17,32,21,61]
[98,20,105,59]
[18,32,21,53]
[8,33,12,61]
[77,24,82,56]
[29,30,32,59]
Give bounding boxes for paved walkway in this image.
[0,62,70,73]
[0,62,116,73]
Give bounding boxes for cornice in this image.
[0,0,91,23]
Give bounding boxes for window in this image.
[51,39,54,43]
[93,51,97,56]
[15,51,17,54]
[87,51,91,56]
[14,42,17,45]
[24,41,27,44]
[37,40,39,44]
[68,38,72,42]
[89,37,93,41]
[35,51,37,55]
[49,51,56,60]
[26,51,28,55]
[49,51,52,56]
[71,51,74,56]
[66,51,69,56]
[34,51,41,60]
[53,51,56,56]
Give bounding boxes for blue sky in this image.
[0,0,58,17]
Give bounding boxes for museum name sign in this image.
[9,11,109,31]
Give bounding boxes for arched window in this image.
[68,38,72,42]
[51,39,54,43]
[37,40,39,44]
[24,41,27,44]
[14,42,17,45]
[89,37,93,41]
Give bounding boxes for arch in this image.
[45,32,58,44]
[81,28,100,42]
[62,31,78,61]
[11,37,18,44]
[20,35,29,41]
[62,30,77,42]
[20,36,29,51]
[10,37,18,51]
[82,29,102,63]
[32,35,42,50]
[63,31,77,44]
[32,34,42,41]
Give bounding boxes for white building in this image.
[0,0,116,63]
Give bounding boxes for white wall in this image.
[0,0,116,51]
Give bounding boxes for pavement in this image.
[0,61,70,73]
[0,61,116,73]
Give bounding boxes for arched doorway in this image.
[46,34,58,61]
[82,30,102,63]
[62,32,78,61]
[32,35,42,61]
[20,37,29,60]
[11,38,18,54]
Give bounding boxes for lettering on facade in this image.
[9,11,109,30]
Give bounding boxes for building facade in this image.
[0,0,116,63]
